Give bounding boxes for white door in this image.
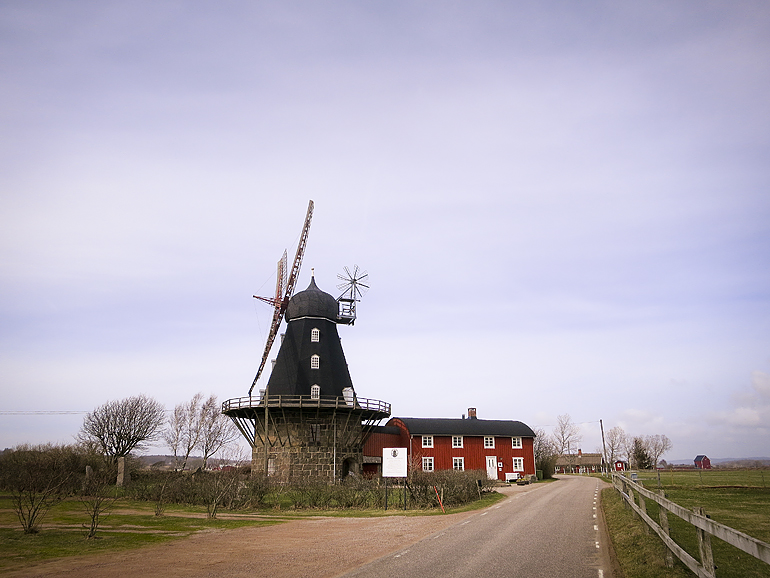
[486,456,497,480]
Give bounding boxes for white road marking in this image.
[461,520,470,526]
[480,512,488,516]
[598,570,604,578]
[594,525,598,531]
[596,541,600,549]
[394,550,409,558]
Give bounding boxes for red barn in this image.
[694,455,712,469]
[363,409,536,481]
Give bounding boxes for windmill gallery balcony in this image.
[222,394,391,419]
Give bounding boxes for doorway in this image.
[486,456,498,480]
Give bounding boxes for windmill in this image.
[248,200,314,396]
[336,265,369,325]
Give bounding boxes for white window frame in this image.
[422,435,433,448]
[310,354,320,369]
[311,328,320,342]
[453,457,464,471]
[422,456,434,472]
[484,436,495,448]
[310,384,320,400]
[452,435,463,448]
[512,436,522,448]
[513,457,524,471]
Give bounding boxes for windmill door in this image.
[486,456,498,480]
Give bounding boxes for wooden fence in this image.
[612,472,770,578]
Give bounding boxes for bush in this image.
[0,444,107,533]
[407,469,491,508]
[123,467,493,512]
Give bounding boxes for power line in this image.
[0,411,88,415]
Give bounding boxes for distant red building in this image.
[363,409,536,481]
[694,455,712,469]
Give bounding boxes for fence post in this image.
[658,490,674,568]
[695,507,716,578]
[628,487,638,519]
[620,477,630,510]
[638,492,649,534]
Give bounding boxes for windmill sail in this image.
[248,200,314,395]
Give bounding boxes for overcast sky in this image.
[2,1,768,462]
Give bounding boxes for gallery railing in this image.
[222,394,391,414]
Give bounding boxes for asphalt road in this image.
[338,475,613,578]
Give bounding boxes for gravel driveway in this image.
[5,486,540,578]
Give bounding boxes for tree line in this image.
[533,413,672,476]
[0,392,241,535]
[76,393,239,469]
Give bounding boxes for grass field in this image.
[0,496,286,571]
[605,470,770,578]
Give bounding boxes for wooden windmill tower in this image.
[222,201,390,481]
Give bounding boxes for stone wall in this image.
[250,410,364,482]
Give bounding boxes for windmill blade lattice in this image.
[337,265,369,301]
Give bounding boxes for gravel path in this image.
[4,489,539,578]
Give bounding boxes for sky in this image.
[1,1,769,462]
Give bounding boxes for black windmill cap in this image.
[285,275,339,322]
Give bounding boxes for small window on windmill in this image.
[311,354,320,369]
[310,384,320,400]
[311,328,320,342]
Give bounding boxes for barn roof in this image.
[391,417,535,437]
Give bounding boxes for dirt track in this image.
[3,502,489,578]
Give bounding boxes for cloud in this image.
[709,371,770,431]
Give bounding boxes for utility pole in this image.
[600,419,608,475]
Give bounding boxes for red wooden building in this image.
[694,455,712,469]
[363,409,536,481]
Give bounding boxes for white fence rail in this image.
[612,472,770,578]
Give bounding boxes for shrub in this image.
[0,444,105,533]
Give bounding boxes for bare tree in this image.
[164,393,204,471]
[644,434,672,467]
[197,395,239,469]
[533,427,559,479]
[553,414,582,456]
[620,433,635,466]
[80,468,117,539]
[78,395,165,461]
[605,426,627,465]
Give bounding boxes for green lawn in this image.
[0,496,283,571]
[606,470,770,578]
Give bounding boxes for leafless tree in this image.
[605,426,627,465]
[533,427,559,479]
[198,395,239,469]
[80,468,117,539]
[644,434,672,467]
[620,433,635,465]
[553,414,582,456]
[164,393,204,471]
[78,395,165,461]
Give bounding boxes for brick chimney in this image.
[578,448,582,457]
[468,407,477,419]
